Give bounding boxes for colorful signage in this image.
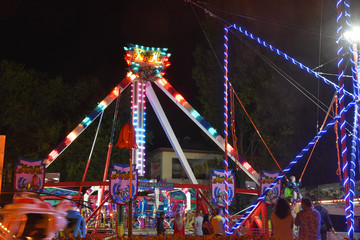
[260,171,281,204]
[14,158,45,192]
[211,169,235,208]
[138,182,174,189]
[110,164,138,205]
[124,44,171,82]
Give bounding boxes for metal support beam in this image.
[154,79,260,185]
[146,83,198,184]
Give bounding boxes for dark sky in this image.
[1,0,360,184]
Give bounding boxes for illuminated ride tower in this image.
[124,44,171,176]
[43,44,259,189]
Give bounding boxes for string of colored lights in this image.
[346,1,357,237]
[154,78,260,184]
[228,101,355,235]
[131,81,147,176]
[43,75,133,167]
[223,26,230,232]
[228,24,355,100]
[337,0,351,236]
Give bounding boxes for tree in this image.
[0,60,133,187]
[192,15,300,180]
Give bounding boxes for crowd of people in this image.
[156,197,335,239]
[156,208,227,237]
[155,176,335,240]
[271,197,335,240]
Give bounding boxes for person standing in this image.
[295,197,321,240]
[202,214,213,235]
[173,213,185,236]
[193,210,203,236]
[156,212,166,236]
[211,208,225,236]
[271,198,294,240]
[314,202,335,240]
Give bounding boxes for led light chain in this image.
[345,0,356,237]
[131,81,147,176]
[228,101,355,235]
[337,0,352,237]
[349,45,357,237]
[223,26,230,233]
[230,24,355,100]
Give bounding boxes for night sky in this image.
[1,0,360,185]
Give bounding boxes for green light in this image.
[208,127,217,136]
[81,117,92,127]
[191,110,200,119]
[97,102,105,111]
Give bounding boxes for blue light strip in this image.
[337,0,352,238]
[345,0,356,238]
[349,44,357,238]
[357,46,360,176]
[227,101,355,235]
[230,24,355,100]
[223,26,230,233]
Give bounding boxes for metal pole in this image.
[223,25,229,233]
[336,0,351,235]
[118,205,124,237]
[349,42,358,239]
[128,150,133,237]
[96,89,122,231]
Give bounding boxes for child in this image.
[286,176,302,203]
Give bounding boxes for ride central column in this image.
[124,44,171,177]
[131,79,147,176]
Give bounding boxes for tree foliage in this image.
[192,16,300,177]
[0,60,132,187]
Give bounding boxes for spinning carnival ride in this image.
[0,42,260,238]
[2,1,359,238]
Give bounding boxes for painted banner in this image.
[110,164,138,205]
[261,171,281,204]
[211,169,235,208]
[14,158,45,192]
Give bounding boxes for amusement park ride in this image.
[1,0,360,239]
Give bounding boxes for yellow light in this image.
[175,94,184,103]
[112,87,120,97]
[67,132,77,142]
[158,78,167,86]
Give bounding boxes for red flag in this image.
[116,120,137,149]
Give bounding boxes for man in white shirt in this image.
[193,210,204,236]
